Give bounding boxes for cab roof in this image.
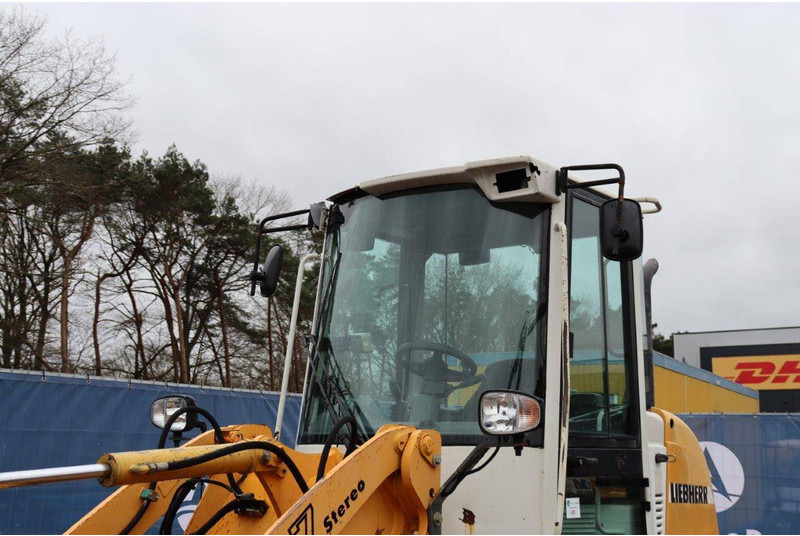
[329,155,618,205]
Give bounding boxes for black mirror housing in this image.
[150,394,197,431]
[600,199,643,261]
[260,245,283,297]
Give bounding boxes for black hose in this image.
[189,499,240,535]
[316,415,358,483]
[158,478,239,535]
[158,407,244,495]
[159,478,202,535]
[158,407,226,449]
[120,498,150,535]
[120,405,240,534]
[465,446,499,476]
[440,444,500,498]
[165,441,309,493]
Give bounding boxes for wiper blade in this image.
[508,300,548,391]
[318,337,374,442]
[305,243,372,447]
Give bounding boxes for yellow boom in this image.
[65,423,440,535]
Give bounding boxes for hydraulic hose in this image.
[120,405,240,535]
[165,441,310,494]
[158,478,236,535]
[120,495,150,535]
[159,478,204,535]
[157,407,244,494]
[190,499,240,535]
[157,407,226,449]
[440,443,499,499]
[316,415,359,483]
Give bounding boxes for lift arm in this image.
[56,424,440,535]
[268,425,441,535]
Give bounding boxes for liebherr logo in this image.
[700,441,745,513]
[669,482,710,504]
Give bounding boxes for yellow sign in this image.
[712,355,800,391]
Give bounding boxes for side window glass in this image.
[604,260,629,434]
[569,197,631,435]
[569,200,608,432]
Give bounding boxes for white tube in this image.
[297,229,328,444]
[631,196,662,214]
[0,464,110,489]
[274,252,320,439]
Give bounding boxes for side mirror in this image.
[479,390,542,436]
[600,199,643,261]
[150,395,197,431]
[260,245,283,297]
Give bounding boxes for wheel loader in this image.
[0,156,718,535]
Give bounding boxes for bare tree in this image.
[91,209,142,376]
[0,7,134,189]
[1,6,133,373]
[0,6,315,386]
[204,177,292,386]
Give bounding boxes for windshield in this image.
[299,186,549,445]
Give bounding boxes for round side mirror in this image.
[260,245,283,297]
[150,395,197,432]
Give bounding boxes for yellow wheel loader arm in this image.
[66,424,441,535]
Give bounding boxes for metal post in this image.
[643,258,659,353]
[0,464,110,490]
[298,227,329,443]
[643,258,659,409]
[275,252,320,439]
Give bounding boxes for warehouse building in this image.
[673,326,800,412]
[652,350,758,413]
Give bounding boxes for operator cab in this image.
[299,184,549,445]
[258,156,651,534]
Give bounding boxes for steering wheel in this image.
[395,341,478,382]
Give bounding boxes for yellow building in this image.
[652,351,759,413]
[452,349,758,414]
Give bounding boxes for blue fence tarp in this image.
[3,370,800,535]
[0,370,301,535]
[680,413,800,535]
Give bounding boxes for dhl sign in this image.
[712,355,800,390]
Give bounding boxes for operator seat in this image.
[461,357,540,420]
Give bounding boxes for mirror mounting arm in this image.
[249,207,315,296]
[555,163,625,202]
[557,164,643,261]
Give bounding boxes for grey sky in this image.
[33,2,800,337]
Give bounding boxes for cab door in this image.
[563,191,647,534]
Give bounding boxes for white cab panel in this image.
[438,446,549,534]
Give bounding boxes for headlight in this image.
[479,390,542,435]
[150,395,197,431]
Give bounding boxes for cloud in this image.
[36,3,800,335]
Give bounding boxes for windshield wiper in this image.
[508,299,548,391]
[306,339,373,447]
[305,240,372,447]
[318,338,375,439]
